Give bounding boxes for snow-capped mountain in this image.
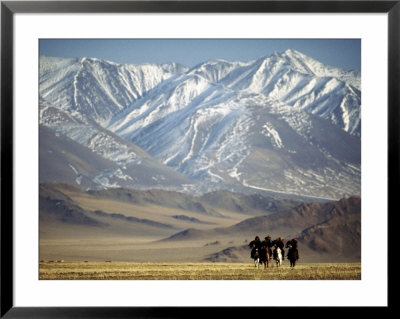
[39,100,194,191]
[39,49,361,199]
[183,50,361,135]
[40,56,188,123]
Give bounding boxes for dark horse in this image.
[259,246,270,269]
[249,236,262,268]
[251,248,260,268]
[286,240,299,267]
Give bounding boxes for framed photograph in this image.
[1,0,395,317]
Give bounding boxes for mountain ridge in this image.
[39,49,361,199]
[164,196,361,262]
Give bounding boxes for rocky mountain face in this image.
[199,197,361,262]
[39,49,361,200]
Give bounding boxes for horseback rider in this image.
[249,236,262,259]
[262,235,273,257]
[286,237,299,267]
[271,240,277,260]
[286,237,298,249]
[276,237,285,260]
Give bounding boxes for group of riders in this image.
[248,235,299,267]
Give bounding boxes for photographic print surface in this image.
[39,39,361,280]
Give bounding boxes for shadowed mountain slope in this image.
[163,197,361,262]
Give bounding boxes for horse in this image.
[287,246,299,267]
[259,246,270,269]
[251,248,260,268]
[274,247,282,267]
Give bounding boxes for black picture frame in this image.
[1,0,395,317]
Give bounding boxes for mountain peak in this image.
[39,51,361,198]
[283,48,304,56]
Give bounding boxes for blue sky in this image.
[39,39,361,71]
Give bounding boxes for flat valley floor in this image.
[39,262,361,280]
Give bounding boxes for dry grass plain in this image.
[39,261,361,280]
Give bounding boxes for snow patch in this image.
[262,122,284,149]
[69,164,78,175]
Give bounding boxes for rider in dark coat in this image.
[286,237,298,249]
[262,235,273,257]
[286,238,299,266]
[249,236,262,258]
[291,238,297,249]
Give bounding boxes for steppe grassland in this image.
[39,262,361,280]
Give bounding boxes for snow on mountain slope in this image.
[281,49,361,89]
[40,101,194,190]
[187,59,251,83]
[215,50,361,135]
[39,57,196,190]
[40,56,188,123]
[39,50,361,198]
[113,92,359,199]
[107,72,237,139]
